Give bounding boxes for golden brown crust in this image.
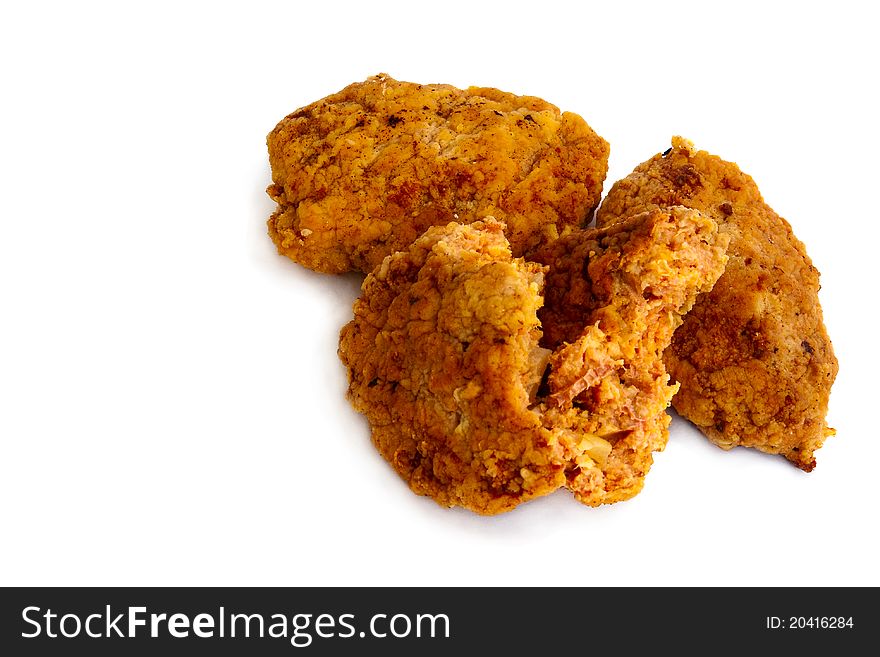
[534,207,730,504]
[339,212,727,513]
[339,220,564,514]
[267,74,609,274]
[596,137,838,470]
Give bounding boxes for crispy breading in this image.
[338,212,727,514]
[534,207,729,504]
[267,74,609,274]
[595,137,838,470]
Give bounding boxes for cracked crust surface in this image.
[338,213,726,514]
[267,74,609,274]
[534,207,729,503]
[596,137,838,470]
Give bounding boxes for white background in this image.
[2,0,877,587]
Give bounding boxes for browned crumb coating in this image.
[534,206,730,504]
[267,74,609,274]
[339,211,727,514]
[596,137,838,471]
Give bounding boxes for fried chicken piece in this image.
[534,207,729,504]
[267,74,609,274]
[338,213,727,514]
[595,137,838,471]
